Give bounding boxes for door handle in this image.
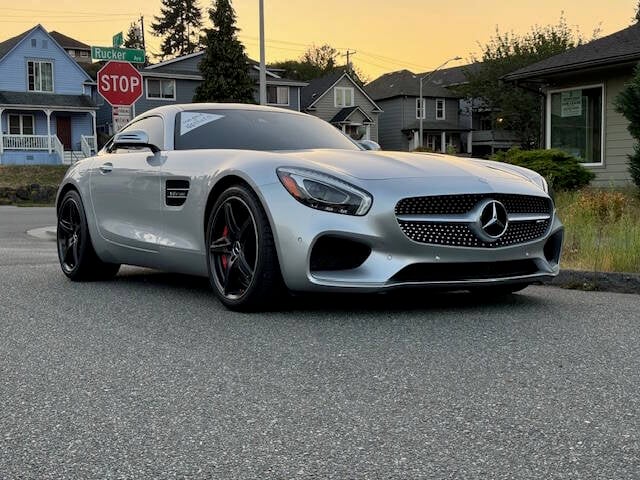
[99,162,113,173]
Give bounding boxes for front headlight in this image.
[276,167,373,216]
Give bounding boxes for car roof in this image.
[141,103,308,118]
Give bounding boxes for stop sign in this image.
[97,61,143,106]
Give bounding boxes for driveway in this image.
[1,206,639,479]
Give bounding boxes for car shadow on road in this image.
[113,267,548,314]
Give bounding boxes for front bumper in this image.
[259,179,564,293]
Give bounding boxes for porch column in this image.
[90,111,97,153]
[441,131,446,153]
[45,109,52,154]
[467,131,473,154]
[365,124,371,140]
[342,124,346,134]
[0,107,4,155]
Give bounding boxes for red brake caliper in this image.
[221,226,229,270]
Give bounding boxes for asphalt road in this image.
[1,206,639,479]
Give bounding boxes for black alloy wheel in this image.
[209,196,258,299]
[206,185,283,311]
[56,189,120,281]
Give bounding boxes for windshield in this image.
[174,109,360,151]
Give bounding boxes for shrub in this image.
[490,148,595,191]
[614,64,640,190]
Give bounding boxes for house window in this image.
[335,87,354,107]
[27,60,54,92]
[436,99,445,120]
[30,39,37,48]
[8,114,35,135]
[416,98,426,119]
[267,86,289,105]
[68,49,76,57]
[146,79,176,100]
[80,51,89,58]
[548,85,603,165]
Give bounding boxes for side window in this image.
[108,116,165,154]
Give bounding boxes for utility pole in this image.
[341,49,356,74]
[139,15,146,52]
[259,0,267,105]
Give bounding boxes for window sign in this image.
[561,90,582,117]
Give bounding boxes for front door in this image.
[56,116,72,150]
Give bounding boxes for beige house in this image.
[504,24,640,186]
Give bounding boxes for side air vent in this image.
[166,179,190,206]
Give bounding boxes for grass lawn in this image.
[0,165,69,188]
[556,188,640,273]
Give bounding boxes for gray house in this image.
[300,71,382,142]
[98,51,308,134]
[504,23,640,186]
[366,66,519,155]
[364,69,467,152]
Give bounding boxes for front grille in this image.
[396,194,553,248]
[395,194,552,216]
[391,259,539,283]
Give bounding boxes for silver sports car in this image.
[56,104,564,310]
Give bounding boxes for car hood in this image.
[278,149,541,188]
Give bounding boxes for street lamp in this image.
[418,56,462,148]
[259,0,267,105]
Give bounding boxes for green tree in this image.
[270,44,339,81]
[151,0,202,58]
[124,22,143,49]
[635,1,640,23]
[614,64,640,189]
[459,15,598,148]
[193,0,255,103]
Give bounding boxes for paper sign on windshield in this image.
[180,112,224,135]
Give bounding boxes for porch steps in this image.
[62,151,88,165]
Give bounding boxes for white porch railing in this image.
[2,135,51,150]
[80,135,97,158]
[53,137,65,165]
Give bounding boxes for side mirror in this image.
[358,140,381,151]
[112,130,160,153]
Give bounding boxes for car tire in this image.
[57,189,120,281]
[468,283,530,296]
[206,184,284,311]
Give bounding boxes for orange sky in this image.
[1,0,636,79]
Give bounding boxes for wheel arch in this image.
[56,182,80,213]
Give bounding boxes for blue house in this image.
[0,25,98,165]
[97,51,308,134]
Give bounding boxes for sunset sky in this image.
[1,0,637,79]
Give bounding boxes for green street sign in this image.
[91,46,145,64]
[112,32,123,48]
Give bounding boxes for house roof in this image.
[300,70,382,111]
[49,31,90,50]
[422,62,482,87]
[300,70,344,109]
[330,106,374,124]
[364,69,462,101]
[504,23,640,81]
[0,28,33,60]
[0,91,97,109]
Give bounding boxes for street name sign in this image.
[97,61,143,106]
[112,32,123,48]
[91,46,145,64]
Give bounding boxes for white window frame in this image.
[545,83,605,167]
[27,60,54,93]
[416,98,426,119]
[435,99,445,120]
[145,78,176,101]
[8,114,36,135]
[334,87,354,107]
[266,85,290,106]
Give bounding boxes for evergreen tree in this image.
[193,0,255,103]
[635,1,640,23]
[124,22,143,49]
[151,0,202,58]
[614,64,640,189]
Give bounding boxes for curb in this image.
[26,226,57,241]
[550,269,640,295]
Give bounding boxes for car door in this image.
[89,116,165,259]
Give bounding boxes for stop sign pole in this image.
[97,61,143,133]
